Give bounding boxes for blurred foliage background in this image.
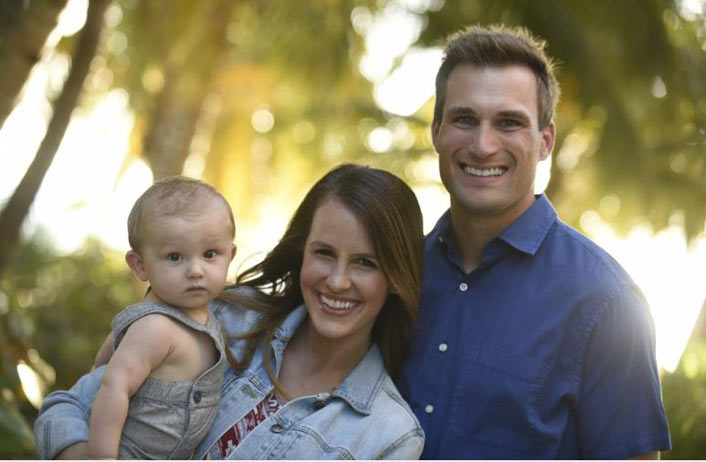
[1,0,705,458]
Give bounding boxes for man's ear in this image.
[125,250,148,281]
[539,121,556,161]
[431,118,441,153]
[230,244,237,262]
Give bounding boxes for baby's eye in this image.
[167,252,181,262]
[204,250,216,259]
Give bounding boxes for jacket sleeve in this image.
[33,366,105,459]
[378,429,425,459]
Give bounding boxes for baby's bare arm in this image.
[92,332,114,369]
[87,315,174,459]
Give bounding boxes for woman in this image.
[34,164,425,459]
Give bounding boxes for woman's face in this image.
[299,198,390,349]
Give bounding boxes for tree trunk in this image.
[142,71,211,180]
[141,0,233,180]
[0,0,69,129]
[0,0,111,276]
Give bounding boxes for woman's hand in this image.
[55,442,88,459]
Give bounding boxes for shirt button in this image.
[459,282,468,291]
[424,404,434,414]
[193,391,202,403]
[270,423,284,433]
[438,343,448,352]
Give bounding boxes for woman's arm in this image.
[378,430,425,459]
[33,367,104,459]
[92,332,114,369]
[54,442,89,459]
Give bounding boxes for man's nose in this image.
[469,122,500,158]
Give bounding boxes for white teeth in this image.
[321,294,357,310]
[462,166,506,177]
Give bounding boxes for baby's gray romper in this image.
[104,302,225,459]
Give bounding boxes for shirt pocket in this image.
[449,342,549,453]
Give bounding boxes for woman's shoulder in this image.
[374,374,423,432]
[352,375,424,458]
[209,285,264,335]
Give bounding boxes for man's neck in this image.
[449,198,536,273]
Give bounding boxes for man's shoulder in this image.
[544,219,634,288]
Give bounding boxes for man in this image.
[397,24,671,459]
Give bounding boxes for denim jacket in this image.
[34,299,424,459]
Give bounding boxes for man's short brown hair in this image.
[434,24,560,129]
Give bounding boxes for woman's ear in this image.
[125,250,149,281]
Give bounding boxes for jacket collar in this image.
[272,305,386,415]
[430,194,557,257]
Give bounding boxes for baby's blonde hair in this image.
[127,176,235,252]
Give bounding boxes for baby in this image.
[88,176,236,459]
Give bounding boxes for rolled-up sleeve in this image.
[378,430,425,459]
[578,286,671,459]
[33,366,104,459]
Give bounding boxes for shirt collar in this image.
[497,194,557,255]
[272,304,386,416]
[273,304,308,342]
[429,194,558,257]
[331,344,386,415]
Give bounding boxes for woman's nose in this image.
[326,264,351,291]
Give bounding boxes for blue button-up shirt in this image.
[397,195,670,459]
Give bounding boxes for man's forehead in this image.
[443,64,539,116]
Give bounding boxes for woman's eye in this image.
[204,250,216,259]
[355,257,377,269]
[315,248,335,258]
[167,252,181,262]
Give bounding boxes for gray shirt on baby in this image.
[105,301,225,459]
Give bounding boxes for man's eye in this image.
[455,116,475,125]
[204,250,216,259]
[167,252,181,262]
[500,119,522,128]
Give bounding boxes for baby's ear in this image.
[125,250,149,281]
[230,244,237,261]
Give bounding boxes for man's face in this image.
[432,64,555,224]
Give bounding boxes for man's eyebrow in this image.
[447,105,476,116]
[498,110,531,121]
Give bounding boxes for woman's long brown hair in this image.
[218,163,424,386]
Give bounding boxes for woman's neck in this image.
[277,321,370,399]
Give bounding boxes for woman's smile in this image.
[300,198,390,347]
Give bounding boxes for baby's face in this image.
[134,203,235,313]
